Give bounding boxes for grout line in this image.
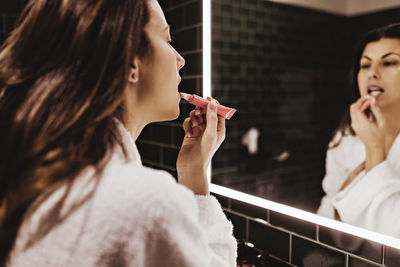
[289,233,292,263]
[172,23,202,34]
[245,217,249,242]
[180,49,203,56]
[137,139,180,149]
[382,245,385,266]
[163,0,199,12]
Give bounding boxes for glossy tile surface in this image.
[248,220,290,261]
[269,210,316,239]
[319,226,382,263]
[292,236,346,267]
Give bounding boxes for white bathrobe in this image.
[9,120,237,267]
[317,131,400,237]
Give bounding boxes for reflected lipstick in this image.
[180,93,237,120]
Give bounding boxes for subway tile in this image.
[224,210,246,241]
[170,125,184,147]
[319,225,382,264]
[138,124,155,141]
[178,78,197,95]
[292,236,346,267]
[136,142,160,163]
[182,52,202,76]
[248,220,289,261]
[268,256,295,267]
[164,7,184,30]
[385,245,400,267]
[0,1,20,13]
[269,211,316,239]
[183,1,202,26]
[152,124,172,144]
[230,199,267,220]
[348,256,383,267]
[161,146,179,167]
[172,27,198,52]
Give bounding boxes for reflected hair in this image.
[330,22,400,148]
[0,0,150,265]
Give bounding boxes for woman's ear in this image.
[128,58,140,83]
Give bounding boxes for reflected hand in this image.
[176,98,226,195]
[350,97,386,171]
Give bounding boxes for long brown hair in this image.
[0,0,150,264]
[330,22,400,148]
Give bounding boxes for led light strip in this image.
[210,183,400,249]
[202,0,212,182]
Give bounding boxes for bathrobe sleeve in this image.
[122,169,237,267]
[317,137,350,219]
[331,159,400,236]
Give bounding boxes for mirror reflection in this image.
[211,0,400,237]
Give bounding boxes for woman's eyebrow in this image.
[382,52,400,58]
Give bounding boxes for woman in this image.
[318,23,400,237]
[0,0,237,266]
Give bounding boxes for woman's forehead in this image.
[362,38,400,58]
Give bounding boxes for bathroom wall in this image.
[137,0,203,179]
[214,192,400,267]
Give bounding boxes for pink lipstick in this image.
[180,93,237,120]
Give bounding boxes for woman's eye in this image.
[384,61,397,66]
[360,64,370,69]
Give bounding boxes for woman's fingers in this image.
[370,100,385,128]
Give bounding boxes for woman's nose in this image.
[177,53,185,70]
[367,64,379,79]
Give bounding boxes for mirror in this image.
[209,0,400,238]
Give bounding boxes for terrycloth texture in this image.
[317,132,400,236]
[9,120,237,267]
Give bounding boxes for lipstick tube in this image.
[180,93,237,120]
[360,95,377,112]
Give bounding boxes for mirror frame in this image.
[203,0,400,249]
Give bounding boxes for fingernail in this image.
[192,119,198,127]
[210,99,217,111]
[195,109,201,116]
[187,131,192,137]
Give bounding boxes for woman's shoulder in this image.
[95,162,197,214]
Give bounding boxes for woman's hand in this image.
[350,96,386,171]
[176,98,226,195]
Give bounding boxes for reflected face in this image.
[358,38,400,110]
[139,0,185,122]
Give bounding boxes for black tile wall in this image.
[215,191,400,267]
[319,225,383,264]
[248,219,290,262]
[292,236,346,267]
[137,0,203,177]
[269,211,316,240]
[385,246,400,267]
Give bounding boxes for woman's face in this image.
[358,38,400,111]
[136,0,185,122]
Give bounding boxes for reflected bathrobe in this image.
[9,120,237,267]
[317,131,400,237]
